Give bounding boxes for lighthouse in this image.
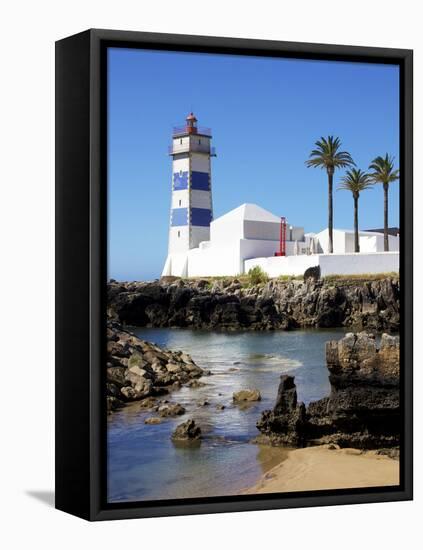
[162,113,215,277]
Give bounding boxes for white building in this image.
[307,228,399,255]
[162,114,399,279]
[163,202,305,277]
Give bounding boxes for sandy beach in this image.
[244,445,400,494]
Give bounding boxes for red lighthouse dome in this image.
[185,112,198,134]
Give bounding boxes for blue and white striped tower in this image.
[163,113,215,276]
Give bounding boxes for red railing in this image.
[172,125,212,137]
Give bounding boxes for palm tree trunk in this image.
[328,171,333,253]
[354,195,359,253]
[383,183,389,252]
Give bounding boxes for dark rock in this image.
[120,386,146,401]
[256,333,400,450]
[107,277,399,332]
[256,375,307,446]
[106,382,120,398]
[138,396,158,410]
[107,396,124,412]
[106,321,204,412]
[171,419,202,441]
[187,379,206,388]
[303,265,321,282]
[157,403,186,417]
[107,366,127,387]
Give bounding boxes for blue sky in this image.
[108,47,399,281]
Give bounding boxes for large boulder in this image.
[171,419,202,441]
[157,403,186,417]
[303,265,321,282]
[326,332,400,386]
[233,389,261,403]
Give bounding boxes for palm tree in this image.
[368,154,400,251]
[306,136,355,253]
[338,169,374,253]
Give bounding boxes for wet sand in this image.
[244,445,400,494]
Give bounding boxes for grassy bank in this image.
[173,271,399,289]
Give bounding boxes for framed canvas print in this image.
[55,29,413,521]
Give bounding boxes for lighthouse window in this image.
[178,231,180,238]
[179,199,181,206]
[198,139,201,144]
[180,138,182,144]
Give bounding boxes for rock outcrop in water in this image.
[172,419,202,441]
[108,277,399,332]
[107,321,204,412]
[256,332,400,449]
[256,375,307,446]
[233,389,262,403]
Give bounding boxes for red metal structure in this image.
[274,216,287,256]
[173,113,212,137]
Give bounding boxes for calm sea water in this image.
[107,327,345,503]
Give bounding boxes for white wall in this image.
[190,225,210,249]
[171,189,189,209]
[172,156,190,173]
[210,214,244,243]
[243,220,304,241]
[240,238,280,262]
[171,135,190,154]
[318,252,399,276]
[162,252,189,277]
[245,252,399,278]
[168,226,190,253]
[245,254,318,277]
[315,228,400,254]
[167,230,401,278]
[187,242,242,276]
[359,233,399,252]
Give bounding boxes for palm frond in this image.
[338,168,374,195]
[305,135,355,171]
[368,153,400,185]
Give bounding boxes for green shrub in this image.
[247,266,269,285]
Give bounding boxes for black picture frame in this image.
[55,28,413,521]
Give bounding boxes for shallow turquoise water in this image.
[107,327,345,503]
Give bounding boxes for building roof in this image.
[214,203,281,224]
[365,227,400,237]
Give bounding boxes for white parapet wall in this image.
[244,252,399,278]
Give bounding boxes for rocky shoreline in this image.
[106,321,204,413]
[255,332,400,451]
[107,276,399,332]
[108,325,400,456]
